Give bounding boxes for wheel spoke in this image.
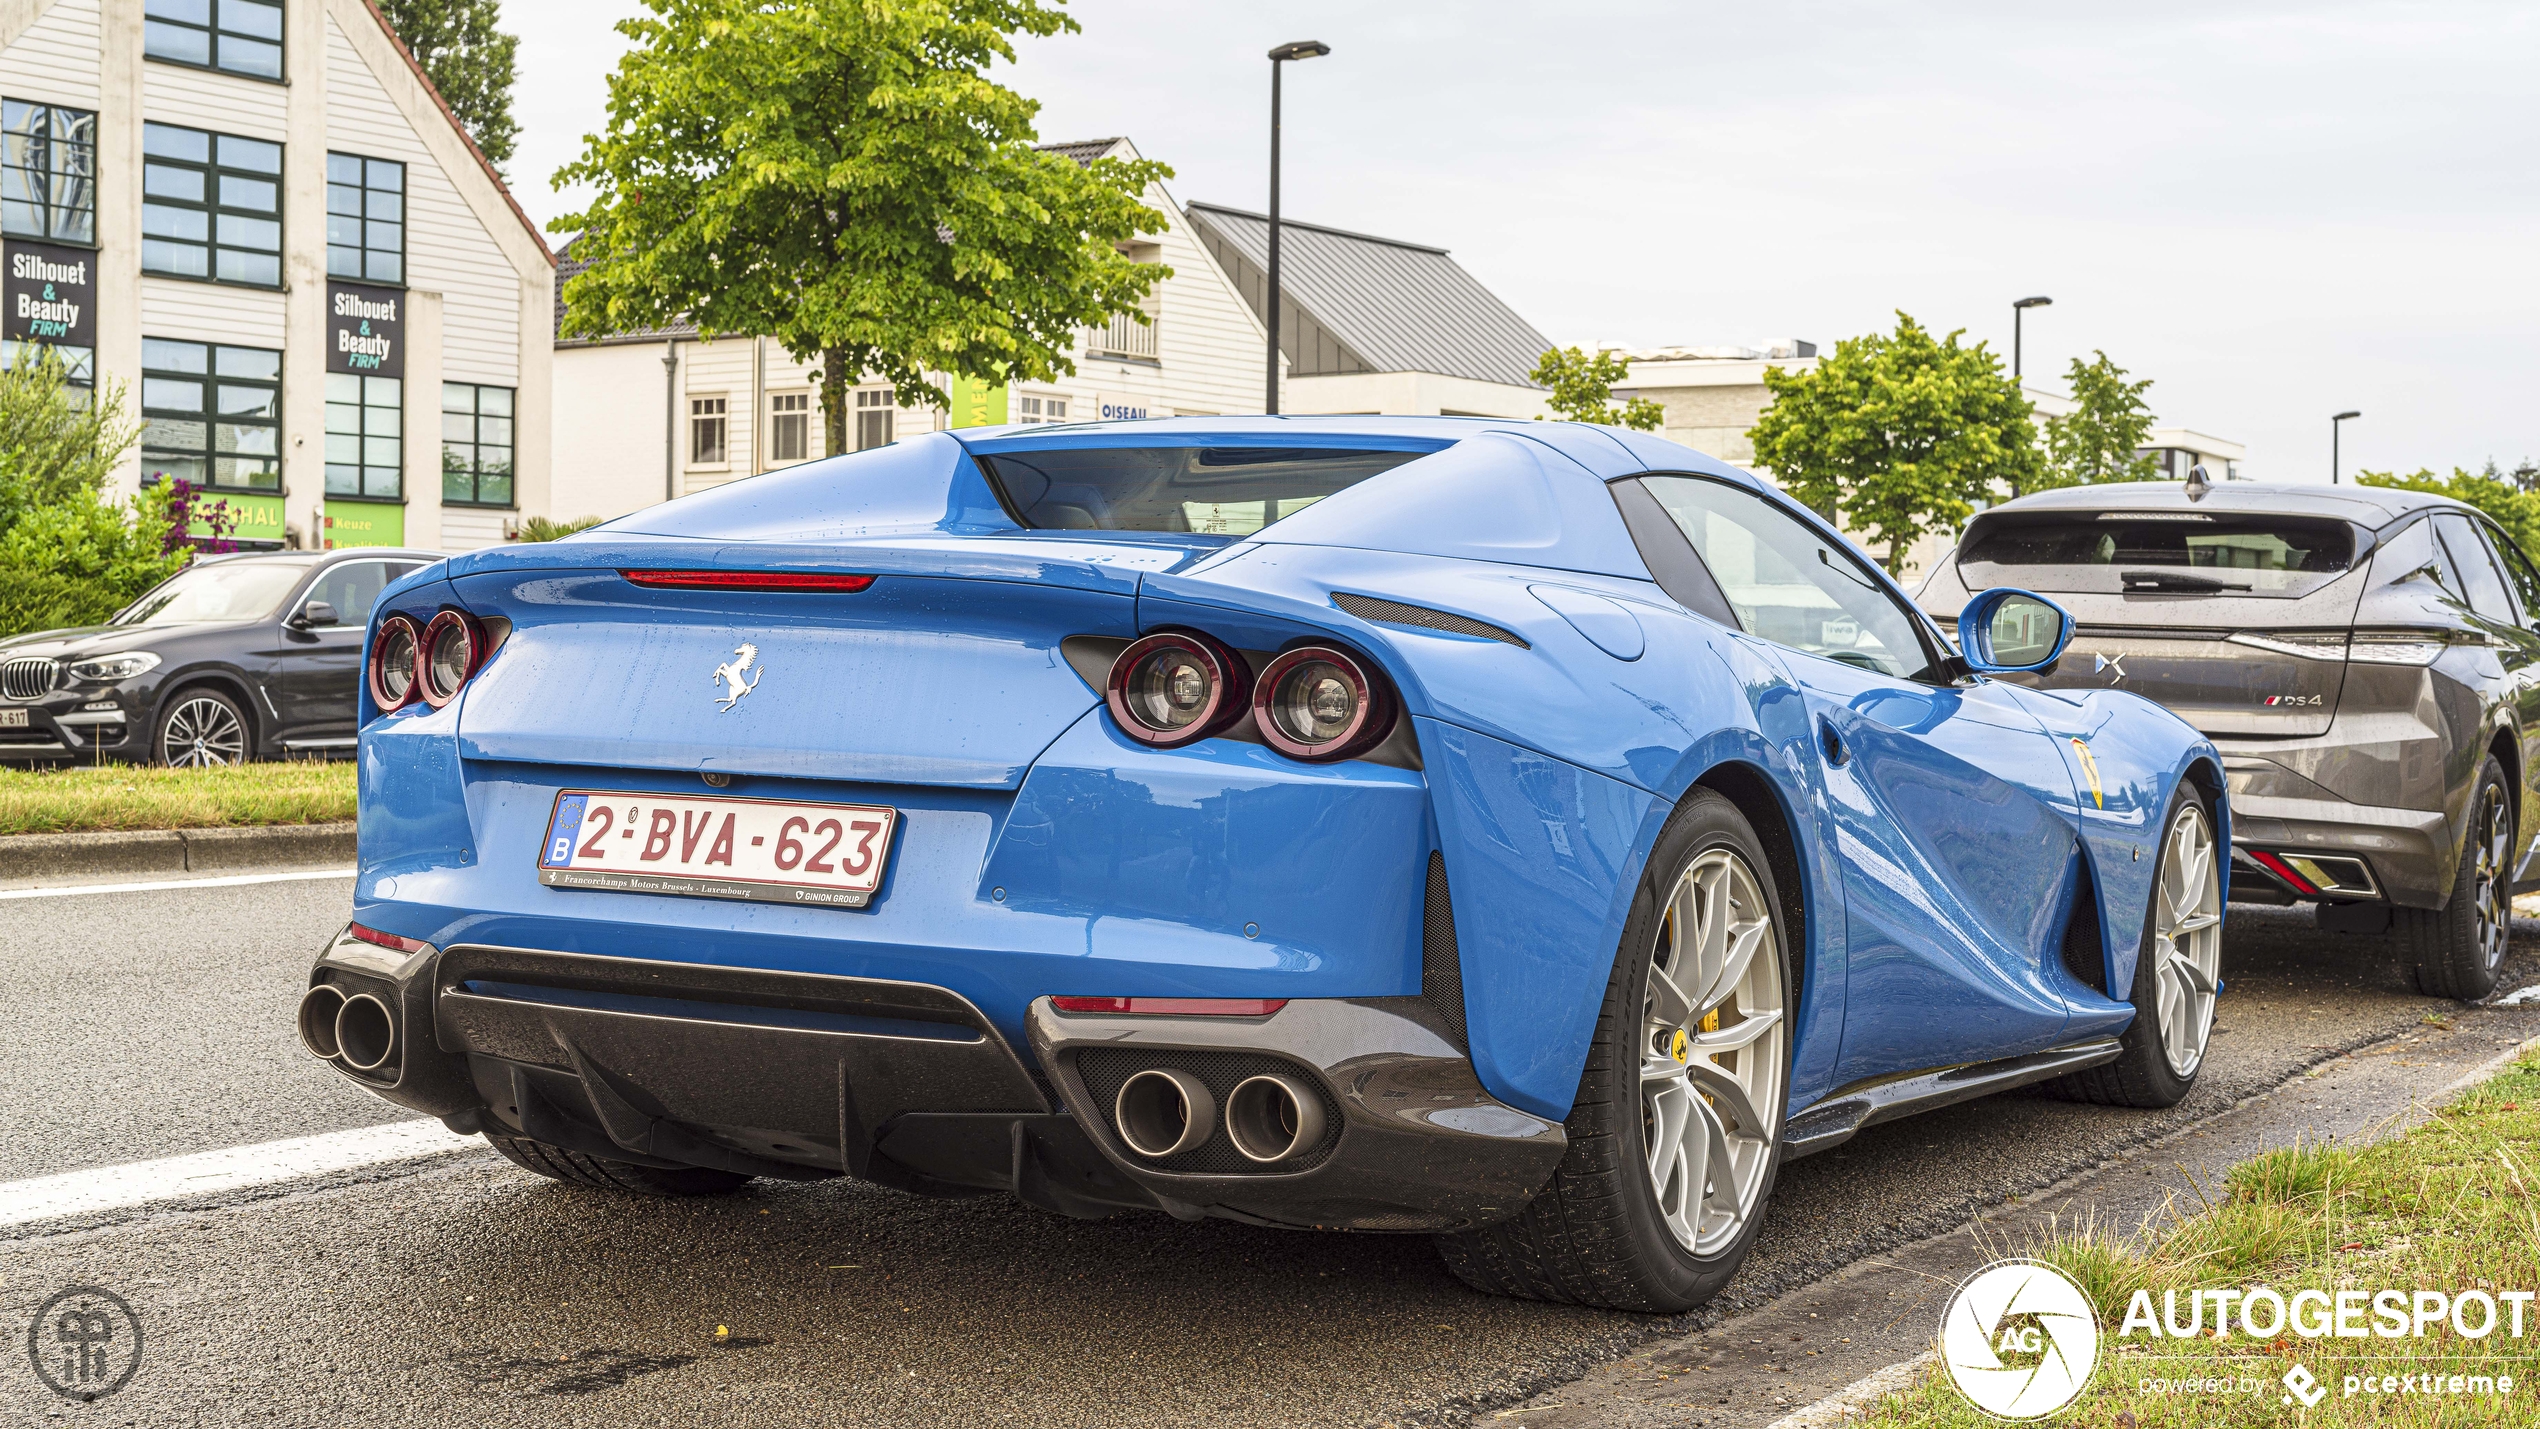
[1645,1080,1691,1188]
[1692,862,1731,993]
[1645,963,1695,1030]
[1697,916,1769,1018]
[1689,1008,1783,1054]
[1690,1094,1740,1220]
[2168,951,2218,996]
[2171,912,2221,937]
[1685,1059,1766,1140]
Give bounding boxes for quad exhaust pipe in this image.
[1113,1068,1216,1157]
[298,982,397,1073]
[1224,1073,1325,1163]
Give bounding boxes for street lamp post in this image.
[1264,39,1330,415]
[2011,296,2052,380]
[2332,410,2361,485]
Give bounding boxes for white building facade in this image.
[0,0,552,551]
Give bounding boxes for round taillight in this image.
[1105,632,1249,747]
[1253,646,1392,761]
[417,610,482,709]
[367,614,421,711]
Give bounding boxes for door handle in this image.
[1818,716,1849,768]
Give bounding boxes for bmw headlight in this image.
[67,652,162,683]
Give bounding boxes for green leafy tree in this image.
[0,483,190,638]
[0,347,140,540]
[374,0,521,168]
[1530,346,1665,430]
[1748,311,2040,575]
[2358,467,2540,564]
[555,0,1171,457]
[2038,350,2158,490]
[513,514,603,542]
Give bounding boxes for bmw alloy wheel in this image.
[2152,802,2224,1078]
[160,694,247,767]
[1642,846,1787,1257]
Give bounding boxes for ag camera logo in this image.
[1940,1259,2100,1419]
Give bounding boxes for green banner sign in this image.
[950,374,1008,429]
[189,491,286,545]
[323,500,405,548]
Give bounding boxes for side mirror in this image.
[292,600,340,629]
[1957,587,2072,674]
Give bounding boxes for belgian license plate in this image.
[536,790,898,908]
[0,709,25,728]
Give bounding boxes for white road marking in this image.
[0,867,355,900]
[0,1119,477,1228]
[2491,983,2540,1007]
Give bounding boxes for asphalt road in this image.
[1,878,2533,1428]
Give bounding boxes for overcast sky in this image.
[509,1,2540,483]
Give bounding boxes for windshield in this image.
[113,561,306,626]
[1959,512,2357,597]
[978,447,1424,535]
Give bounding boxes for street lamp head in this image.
[2013,295,2053,310]
[2333,410,2362,421]
[1269,40,1331,61]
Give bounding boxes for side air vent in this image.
[1332,593,1528,649]
[2060,858,2107,995]
[1422,852,1470,1049]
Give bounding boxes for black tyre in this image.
[485,1132,754,1197]
[155,687,251,767]
[2057,786,2222,1108]
[1435,789,1792,1313]
[2397,756,2513,1000]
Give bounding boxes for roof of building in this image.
[1036,137,1131,166]
[355,0,551,266]
[1184,202,1549,389]
[551,236,709,346]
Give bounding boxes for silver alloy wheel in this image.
[2151,803,2224,1078]
[1641,846,1786,1258]
[2472,783,2511,975]
[160,694,246,767]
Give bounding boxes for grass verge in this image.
[0,761,356,835]
[1865,1054,2540,1426]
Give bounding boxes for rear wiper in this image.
[2120,569,2250,593]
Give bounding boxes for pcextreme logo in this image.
[1940,1259,2100,1419]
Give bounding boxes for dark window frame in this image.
[139,336,282,495]
[325,371,403,501]
[141,120,283,288]
[440,381,515,508]
[143,0,285,83]
[325,151,405,286]
[2,98,96,245]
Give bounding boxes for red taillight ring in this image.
[1105,631,1251,748]
[367,613,422,711]
[417,610,483,709]
[1252,645,1393,762]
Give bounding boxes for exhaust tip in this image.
[1225,1073,1326,1163]
[1114,1068,1216,1158]
[297,983,347,1060]
[334,992,397,1072]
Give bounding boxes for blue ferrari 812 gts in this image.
[303,417,2224,1311]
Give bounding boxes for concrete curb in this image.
[0,822,355,882]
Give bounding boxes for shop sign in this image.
[322,500,406,548]
[1094,392,1158,421]
[4,239,94,348]
[327,282,403,377]
[189,491,287,545]
[949,374,1007,428]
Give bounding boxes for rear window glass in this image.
[1958,512,2356,597]
[978,447,1423,535]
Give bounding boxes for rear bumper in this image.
[301,929,1563,1232]
[2221,787,2451,909]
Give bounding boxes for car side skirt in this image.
[1780,1037,2126,1160]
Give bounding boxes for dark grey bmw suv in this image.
[0,548,441,766]
[1918,480,2538,999]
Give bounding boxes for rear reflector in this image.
[620,570,877,592]
[1050,996,1288,1017]
[347,922,430,954]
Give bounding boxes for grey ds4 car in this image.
[0,548,440,766]
[1919,480,2540,999]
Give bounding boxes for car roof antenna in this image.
[2184,464,2212,502]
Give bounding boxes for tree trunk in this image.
[1884,538,1907,576]
[821,347,849,457]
